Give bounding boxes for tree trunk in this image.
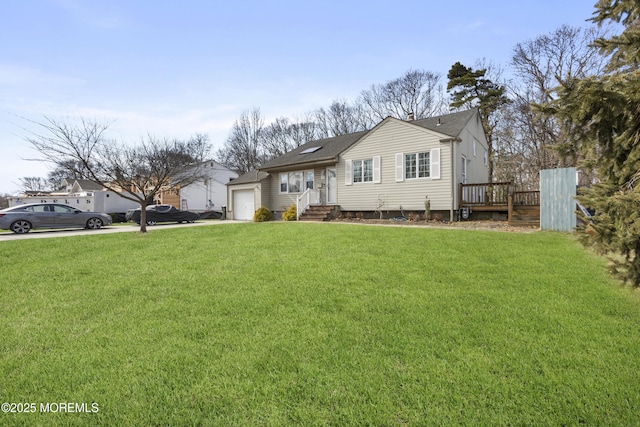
[139,202,148,233]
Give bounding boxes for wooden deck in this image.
[460,183,540,226]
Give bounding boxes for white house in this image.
[176,160,238,212]
[9,179,139,214]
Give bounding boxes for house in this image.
[226,109,489,221]
[9,179,139,214]
[63,179,105,194]
[154,160,238,212]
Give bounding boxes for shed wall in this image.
[540,167,577,232]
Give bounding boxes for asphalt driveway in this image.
[0,220,242,241]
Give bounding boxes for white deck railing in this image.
[296,188,321,220]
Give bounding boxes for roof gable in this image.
[257,109,479,171]
[228,169,270,185]
[72,179,105,192]
[410,108,478,138]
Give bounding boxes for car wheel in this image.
[10,220,32,234]
[146,220,157,226]
[86,217,103,230]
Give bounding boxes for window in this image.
[305,171,314,190]
[418,152,430,178]
[461,156,468,184]
[280,171,313,193]
[288,172,302,193]
[353,159,373,183]
[396,148,440,181]
[299,146,322,154]
[353,160,362,183]
[473,139,477,157]
[53,205,75,213]
[345,157,380,185]
[484,150,488,166]
[405,154,416,179]
[405,152,430,179]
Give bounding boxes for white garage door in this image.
[233,190,255,220]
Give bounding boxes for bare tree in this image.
[18,177,48,193]
[261,117,297,161]
[287,116,318,147]
[360,69,447,122]
[216,108,264,174]
[27,117,211,232]
[46,160,90,191]
[503,24,608,187]
[314,99,368,139]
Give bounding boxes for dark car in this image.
[0,203,112,234]
[125,204,199,225]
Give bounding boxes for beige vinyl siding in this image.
[265,167,325,212]
[446,115,489,210]
[454,119,490,188]
[261,176,275,212]
[338,120,453,211]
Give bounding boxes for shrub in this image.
[253,206,273,222]
[424,196,431,221]
[282,204,297,221]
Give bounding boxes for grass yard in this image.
[1,222,640,426]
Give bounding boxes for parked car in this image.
[125,204,199,225]
[0,203,112,234]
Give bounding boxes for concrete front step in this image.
[298,205,337,221]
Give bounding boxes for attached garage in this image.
[232,190,255,220]
[226,170,270,220]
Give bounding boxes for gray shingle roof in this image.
[259,130,369,171]
[227,170,270,185]
[257,109,478,171]
[411,108,478,137]
[74,179,106,191]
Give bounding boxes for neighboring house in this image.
[155,160,238,212]
[9,179,139,213]
[227,109,489,220]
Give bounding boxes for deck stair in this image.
[298,205,336,221]
[509,205,540,227]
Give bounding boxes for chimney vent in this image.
[407,112,414,121]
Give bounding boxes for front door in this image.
[326,167,337,204]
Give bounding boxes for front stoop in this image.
[298,205,338,221]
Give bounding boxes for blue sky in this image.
[0,0,599,194]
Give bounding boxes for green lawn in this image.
[1,223,639,426]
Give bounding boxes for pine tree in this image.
[447,62,509,181]
[551,0,640,286]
